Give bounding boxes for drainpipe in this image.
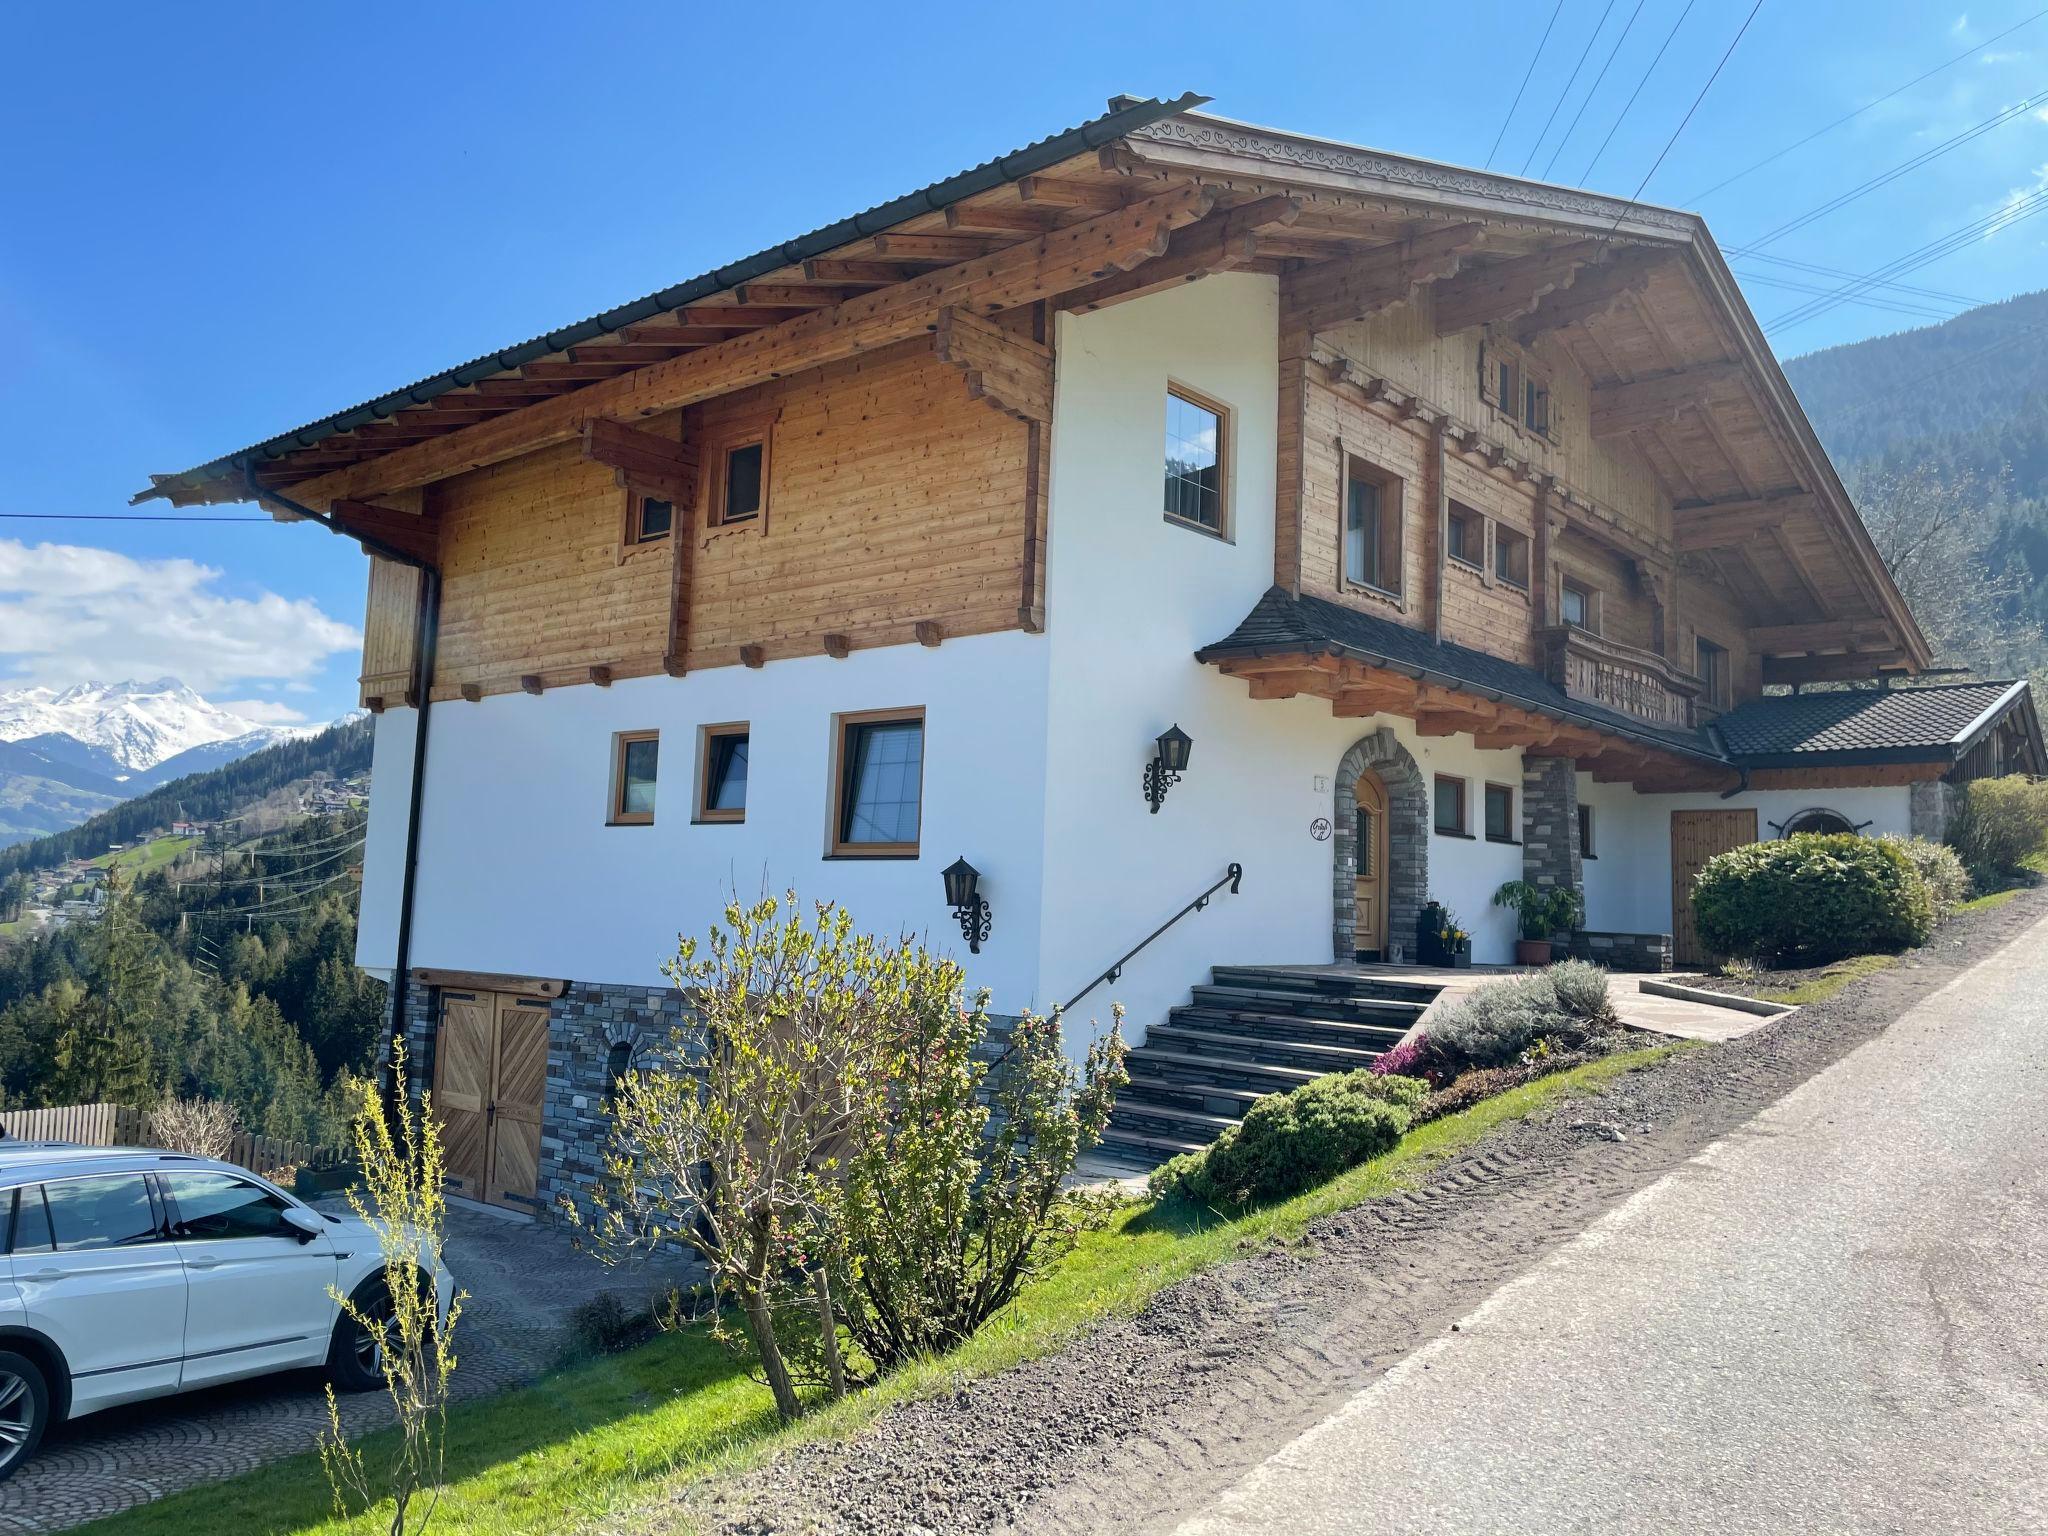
[238,464,439,1107]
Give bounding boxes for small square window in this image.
[1433,775,1468,837]
[696,723,749,824]
[1561,578,1597,634]
[1447,502,1484,569]
[1164,386,1227,535]
[1495,525,1530,588]
[1485,783,1516,843]
[626,491,672,545]
[609,730,658,825]
[1344,458,1403,596]
[1578,803,1597,859]
[831,710,924,857]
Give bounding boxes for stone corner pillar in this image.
[1521,755,1582,895]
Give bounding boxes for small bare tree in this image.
[574,894,891,1422]
[320,1042,464,1536]
[145,1097,239,1160]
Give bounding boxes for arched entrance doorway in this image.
[1332,727,1429,963]
[1353,770,1389,960]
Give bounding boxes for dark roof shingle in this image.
[1712,681,2030,764]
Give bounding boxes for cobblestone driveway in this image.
[2,1204,699,1532]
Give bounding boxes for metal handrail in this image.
[1059,863,1243,1016]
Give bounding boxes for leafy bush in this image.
[1947,776,2048,878]
[1691,833,1934,966]
[1149,1070,1427,1207]
[1876,834,1972,918]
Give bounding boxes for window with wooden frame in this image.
[1484,782,1516,843]
[1433,774,1470,837]
[1578,803,1596,859]
[1560,576,1599,634]
[1481,342,1557,441]
[707,422,773,528]
[608,730,659,826]
[1446,501,1485,570]
[829,708,925,857]
[1695,635,1730,709]
[623,488,673,548]
[1163,384,1229,536]
[1342,457,1403,597]
[695,722,749,824]
[1494,524,1531,588]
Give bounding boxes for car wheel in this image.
[0,1351,50,1482]
[328,1284,395,1393]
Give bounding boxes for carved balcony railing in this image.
[1537,626,1702,729]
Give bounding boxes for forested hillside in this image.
[1784,289,2048,682]
[0,729,381,1143]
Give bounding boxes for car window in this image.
[43,1174,159,1251]
[10,1187,52,1254]
[162,1172,297,1242]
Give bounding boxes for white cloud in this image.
[0,539,360,694]
[1986,161,2048,238]
[214,698,312,725]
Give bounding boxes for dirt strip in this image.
[663,889,2048,1536]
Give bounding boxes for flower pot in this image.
[1514,938,1553,967]
[1452,940,1473,969]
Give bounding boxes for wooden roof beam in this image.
[1288,223,1488,334]
[272,183,1218,509]
[1511,248,1673,344]
[1016,175,1128,210]
[1590,361,1748,439]
[943,201,1069,235]
[872,232,1007,262]
[1747,619,1898,654]
[1431,240,1608,335]
[1059,195,1301,313]
[731,282,874,308]
[330,499,438,566]
[1671,492,1817,551]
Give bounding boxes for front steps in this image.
[1098,965,1446,1168]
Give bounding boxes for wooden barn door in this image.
[432,993,492,1202]
[433,990,549,1213]
[1670,809,1758,967]
[1354,771,1390,961]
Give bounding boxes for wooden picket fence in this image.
[0,1101,345,1175]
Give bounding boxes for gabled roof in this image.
[1712,680,2045,769]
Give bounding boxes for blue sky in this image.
[3,1,2044,725]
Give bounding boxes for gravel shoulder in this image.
[663,885,2048,1536]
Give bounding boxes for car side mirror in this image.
[281,1206,323,1244]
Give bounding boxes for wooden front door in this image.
[433,990,549,1213]
[1670,809,1759,967]
[1354,770,1390,961]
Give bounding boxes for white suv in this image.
[0,1143,456,1480]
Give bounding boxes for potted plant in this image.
[1494,880,1569,967]
[1438,907,1472,968]
[1546,887,1586,962]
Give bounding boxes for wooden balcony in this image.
[1538,626,1702,730]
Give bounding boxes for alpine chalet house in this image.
[143,97,2044,1189]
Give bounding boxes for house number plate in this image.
[1309,817,1332,842]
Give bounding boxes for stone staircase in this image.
[1098,965,1447,1168]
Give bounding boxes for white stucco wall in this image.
[1036,273,1528,1049]
[355,631,1052,1005]
[1577,775,1914,935]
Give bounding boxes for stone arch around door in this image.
[1333,727,1429,962]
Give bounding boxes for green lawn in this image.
[88,834,193,878]
[1954,887,2023,915]
[79,1044,1691,1536]
[1755,952,1899,1006]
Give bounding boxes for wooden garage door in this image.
[1670,809,1759,968]
[433,990,549,1213]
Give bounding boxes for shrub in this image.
[1370,1032,1431,1080]
[1876,834,1971,918]
[1418,962,1617,1078]
[1544,959,1617,1024]
[145,1097,240,1160]
[1150,1070,1426,1207]
[1947,776,2048,878]
[566,1291,651,1356]
[1691,833,1934,966]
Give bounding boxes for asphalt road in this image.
[1174,915,2048,1536]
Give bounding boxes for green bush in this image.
[1544,959,1617,1024]
[1876,833,1972,918]
[1422,961,1616,1076]
[1149,1070,1426,1207]
[1692,833,1934,966]
[1947,776,2048,879]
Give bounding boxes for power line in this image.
[1725,248,1986,307]
[1520,0,1621,176]
[1687,7,2048,204]
[1486,0,1568,169]
[1742,85,2048,250]
[1733,270,1963,322]
[1609,0,1766,229]
[1580,0,1700,183]
[1540,0,1649,181]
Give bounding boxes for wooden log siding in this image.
[360,555,423,705]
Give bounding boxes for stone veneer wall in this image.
[1332,727,1429,961]
[1909,779,1957,843]
[1520,755,1581,896]
[1568,929,1672,974]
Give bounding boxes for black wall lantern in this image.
[943,856,992,954]
[1143,724,1194,814]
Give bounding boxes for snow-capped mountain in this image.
[0,679,319,775]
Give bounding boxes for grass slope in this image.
[79,1045,1687,1536]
